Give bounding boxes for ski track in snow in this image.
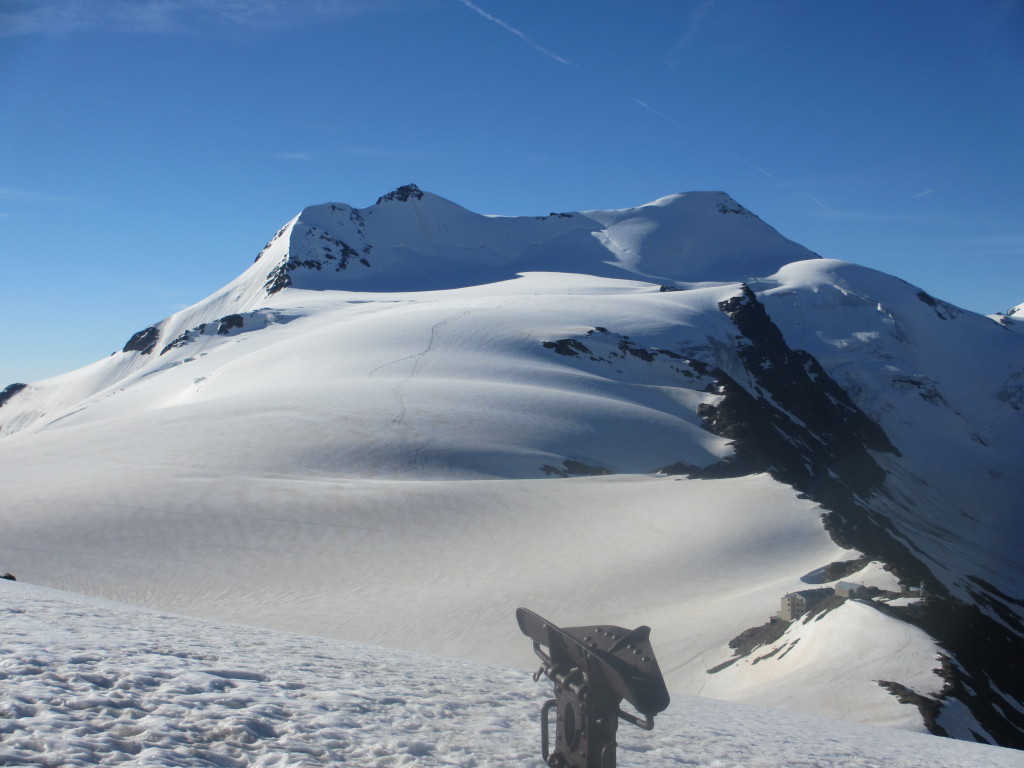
[1,582,1019,768]
[368,307,474,426]
[390,309,473,425]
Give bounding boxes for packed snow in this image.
[3,580,1020,768]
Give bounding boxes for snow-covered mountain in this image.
[1,185,1021,750]
[995,301,1024,333]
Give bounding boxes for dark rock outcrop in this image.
[217,315,244,335]
[541,339,592,357]
[693,285,1024,747]
[122,326,160,355]
[265,262,292,295]
[161,327,203,355]
[877,680,945,735]
[0,383,27,408]
[376,184,424,204]
[540,459,614,478]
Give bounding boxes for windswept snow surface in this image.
[2,581,1020,768]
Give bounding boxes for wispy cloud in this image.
[635,99,684,129]
[802,193,928,223]
[732,155,774,179]
[0,0,394,37]
[455,0,576,68]
[912,181,952,199]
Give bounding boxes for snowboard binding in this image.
[517,607,670,768]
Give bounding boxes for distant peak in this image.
[245,185,819,297]
[642,190,747,211]
[376,184,424,205]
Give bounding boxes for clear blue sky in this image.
[2,0,1022,385]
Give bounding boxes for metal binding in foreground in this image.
[517,608,670,768]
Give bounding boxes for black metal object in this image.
[517,607,670,768]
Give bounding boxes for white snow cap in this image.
[253,184,819,295]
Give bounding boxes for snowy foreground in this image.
[1,581,1019,768]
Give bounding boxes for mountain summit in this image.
[0,186,1021,748]
[250,183,818,295]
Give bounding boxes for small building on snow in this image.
[779,588,832,621]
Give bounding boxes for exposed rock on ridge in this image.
[694,287,1024,747]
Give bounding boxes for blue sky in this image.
[2,0,1022,385]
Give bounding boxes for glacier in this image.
[0,184,1021,753]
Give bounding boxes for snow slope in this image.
[0,274,742,476]
[703,600,942,727]
[0,187,1021,745]
[3,580,1020,768]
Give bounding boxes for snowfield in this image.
[0,466,863,713]
[1,186,1021,750]
[2,581,1020,768]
